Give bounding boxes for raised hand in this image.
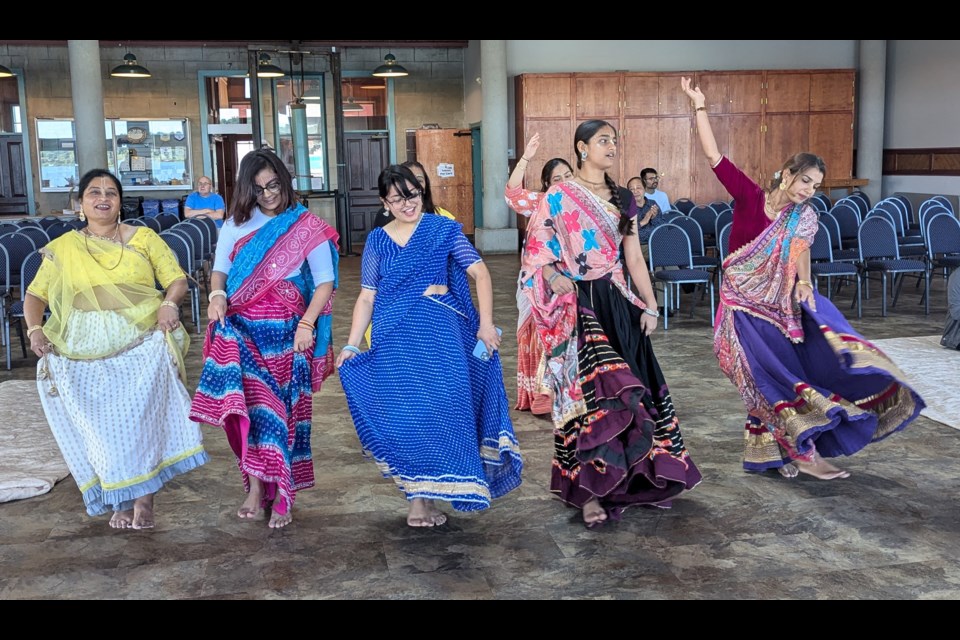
[680,76,706,108]
[522,133,541,161]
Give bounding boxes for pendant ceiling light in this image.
[110,52,151,78]
[0,64,15,78]
[256,52,285,78]
[372,53,408,78]
[342,96,364,112]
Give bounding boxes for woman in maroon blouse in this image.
[681,77,925,481]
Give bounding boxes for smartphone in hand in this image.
[472,326,503,361]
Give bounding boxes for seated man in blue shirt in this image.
[184,176,225,228]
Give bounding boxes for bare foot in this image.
[582,497,608,528]
[778,463,799,478]
[425,499,448,526]
[794,450,850,480]
[407,498,436,527]
[268,509,292,529]
[237,477,264,519]
[109,510,134,529]
[132,494,155,530]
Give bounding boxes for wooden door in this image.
[763,113,809,184]
[697,72,762,115]
[657,117,694,206]
[621,118,659,183]
[695,115,762,204]
[0,134,28,215]
[810,71,855,111]
[810,112,854,179]
[516,74,572,119]
[766,72,810,113]
[213,133,251,212]
[344,131,389,246]
[415,129,474,234]
[622,75,660,117]
[575,74,621,120]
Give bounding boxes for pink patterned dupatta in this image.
[519,181,645,422]
[714,202,818,402]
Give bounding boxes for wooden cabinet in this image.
[515,69,857,209]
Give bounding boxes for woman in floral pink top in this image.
[517,121,701,528]
[505,133,574,416]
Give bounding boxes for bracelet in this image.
[519,156,531,163]
[695,106,706,113]
[341,345,361,356]
[642,307,660,318]
[297,320,315,330]
[547,271,565,284]
[26,325,44,339]
[797,279,813,288]
[208,289,227,303]
[160,300,179,310]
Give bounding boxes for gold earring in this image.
[779,182,787,191]
[78,210,86,222]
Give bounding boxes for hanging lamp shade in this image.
[256,52,285,78]
[110,52,151,78]
[342,97,364,112]
[372,53,408,78]
[0,64,15,78]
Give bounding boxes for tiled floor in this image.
[1,252,958,600]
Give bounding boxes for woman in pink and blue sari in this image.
[682,77,924,481]
[520,120,701,528]
[190,150,339,528]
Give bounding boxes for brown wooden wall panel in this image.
[883,148,960,176]
[622,75,660,117]
[575,75,620,119]
[621,118,659,182]
[766,73,810,113]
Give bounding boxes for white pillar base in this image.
[474,227,519,255]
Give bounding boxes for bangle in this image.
[519,156,531,163]
[341,345,361,356]
[695,106,706,113]
[797,279,813,288]
[297,320,315,330]
[160,300,179,310]
[26,325,43,339]
[547,271,565,284]
[208,289,227,303]
[642,307,660,318]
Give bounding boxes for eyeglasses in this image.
[384,191,422,207]
[253,180,282,197]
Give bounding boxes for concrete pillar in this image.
[857,40,886,204]
[67,41,108,178]
[475,40,518,254]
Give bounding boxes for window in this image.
[36,118,192,192]
[274,76,327,190]
[11,105,21,134]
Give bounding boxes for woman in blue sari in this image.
[191,150,339,528]
[337,164,523,528]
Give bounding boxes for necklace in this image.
[577,175,606,188]
[83,223,124,270]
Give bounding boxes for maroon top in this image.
[712,156,772,253]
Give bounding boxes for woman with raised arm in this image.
[505,132,574,415]
[681,76,924,480]
[518,120,701,528]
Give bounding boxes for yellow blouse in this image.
[29,227,185,301]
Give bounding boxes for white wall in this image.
[505,40,857,75]
[883,40,960,197]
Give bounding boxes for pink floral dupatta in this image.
[519,181,645,422]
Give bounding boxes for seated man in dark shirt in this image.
[942,268,960,350]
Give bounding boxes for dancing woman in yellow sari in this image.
[24,169,208,530]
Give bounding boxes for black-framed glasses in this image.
[254,180,282,197]
[384,190,422,207]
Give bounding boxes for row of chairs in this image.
[1,214,219,367]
